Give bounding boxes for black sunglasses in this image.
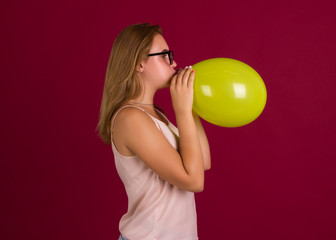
[147,50,174,65]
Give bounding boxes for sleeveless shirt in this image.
[111,105,198,240]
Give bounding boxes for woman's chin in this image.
[158,80,171,89]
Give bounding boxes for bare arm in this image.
[114,66,204,192]
[192,112,211,170]
[170,66,204,190]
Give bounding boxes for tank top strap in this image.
[154,107,179,137]
[154,106,169,122]
[111,105,162,134]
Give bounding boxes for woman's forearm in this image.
[192,112,211,170]
[176,112,204,191]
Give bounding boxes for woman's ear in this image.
[136,62,144,73]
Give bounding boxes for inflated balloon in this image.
[192,58,267,127]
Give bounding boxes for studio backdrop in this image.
[2,0,336,239]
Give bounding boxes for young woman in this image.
[97,23,211,240]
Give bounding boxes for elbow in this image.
[188,184,204,193]
[193,184,204,193]
[189,178,204,193]
[203,158,211,171]
[180,182,204,193]
[204,163,211,171]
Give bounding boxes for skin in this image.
[113,34,211,192]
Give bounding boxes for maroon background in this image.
[2,0,336,239]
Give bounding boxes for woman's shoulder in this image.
[113,105,155,131]
[112,106,156,156]
[114,105,144,121]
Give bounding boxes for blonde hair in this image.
[97,23,162,144]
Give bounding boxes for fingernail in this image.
[185,66,188,69]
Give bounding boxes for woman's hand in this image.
[170,66,195,116]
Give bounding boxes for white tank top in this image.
[111,105,198,240]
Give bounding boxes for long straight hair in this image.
[97,23,162,144]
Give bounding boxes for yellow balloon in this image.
[192,58,267,127]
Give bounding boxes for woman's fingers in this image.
[187,69,195,88]
[176,67,187,86]
[182,66,192,86]
[170,65,195,115]
[171,66,194,90]
[174,66,192,87]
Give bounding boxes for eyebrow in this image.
[161,49,169,52]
